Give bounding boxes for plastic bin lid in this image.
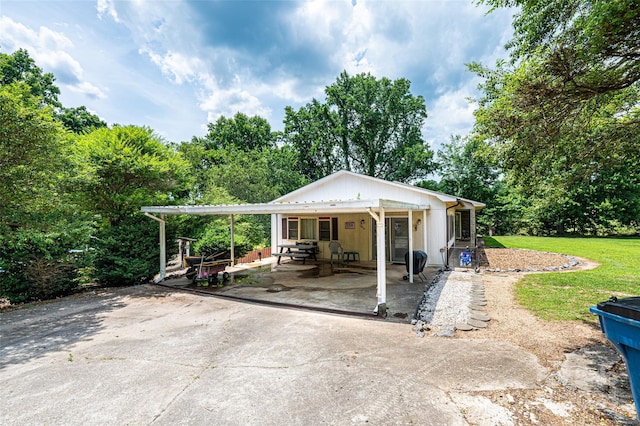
[597,296,640,321]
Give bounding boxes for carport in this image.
[141,198,427,315]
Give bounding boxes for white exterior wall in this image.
[270,171,472,267]
[276,173,437,207]
[427,205,448,266]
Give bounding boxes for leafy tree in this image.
[57,106,107,134]
[431,135,501,234]
[180,112,291,199]
[471,0,640,235]
[473,0,640,182]
[435,135,498,204]
[68,125,192,286]
[283,100,345,181]
[0,48,61,108]
[283,71,435,183]
[0,83,65,225]
[90,215,166,286]
[0,83,86,302]
[70,125,191,225]
[203,112,275,151]
[179,113,308,247]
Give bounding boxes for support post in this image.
[160,214,165,280]
[408,209,414,284]
[230,214,235,266]
[376,208,386,315]
[423,210,428,265]
[144,212,166,283]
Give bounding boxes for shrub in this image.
[0,227,80,304]
[192,218,264,259]
[91,215,174,286]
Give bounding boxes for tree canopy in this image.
[470,0,640,234]
[283,71,435,183]
[473,0,640,186]
[0,48,61,108]
[70,125,191,225]
[0,82,65,225]
[57,105,107,134]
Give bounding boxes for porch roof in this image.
[141,198,429,216]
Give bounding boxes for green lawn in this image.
[483,236,640,322]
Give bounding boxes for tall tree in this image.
[179,112,306,204]
[0,48,61,108]
[0,82,64,225]
[203,112,275,151]
[471,0,640,235]
[472,0,640,185]
[70,125,191,225]
[435,135,498,204]
[283,71,435,183]
[57,105,107,134]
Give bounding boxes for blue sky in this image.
[1,0,514,149]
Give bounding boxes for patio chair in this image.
[329,241,344,266]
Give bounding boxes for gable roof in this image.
[272,170,485,208]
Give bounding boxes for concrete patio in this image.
[161,258,440,322]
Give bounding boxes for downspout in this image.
[144,212,166,283]
[444,199,462,268]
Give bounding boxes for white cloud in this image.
[0,16,106,99]
[67,81,107,99]
[202,89,271,123]
[96,0,120,23]
[1,0,515,143]
[141,48,205,85]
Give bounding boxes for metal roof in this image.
[141,198,429,216]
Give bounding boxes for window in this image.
[300,218,317,240]
[288,218,299,240]
[319,218,331,241]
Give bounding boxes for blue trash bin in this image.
[590,296,640,419]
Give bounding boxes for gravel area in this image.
[477,247,577,272]
[414,248,582,336]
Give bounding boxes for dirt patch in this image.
[477,247,585,271]
[465,250,636,425]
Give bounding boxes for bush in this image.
[0,227,80,304]
[191,218,264,259]
[92,215,174,286]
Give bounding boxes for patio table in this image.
[274,244,317,264]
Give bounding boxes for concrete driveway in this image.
[0,284,546,425]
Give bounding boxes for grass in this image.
[483,236,640,322]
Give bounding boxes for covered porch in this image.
[142,198,430,315]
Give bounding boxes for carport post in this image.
[368,207,387,315]
[408,210,414,284]
[230,214,235,266]
[144,212,166,283]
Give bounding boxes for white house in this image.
[142,170,485,314]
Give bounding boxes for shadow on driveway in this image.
[0,286,166,370]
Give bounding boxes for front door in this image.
[372,217,409,263]
[389,218,409,263]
